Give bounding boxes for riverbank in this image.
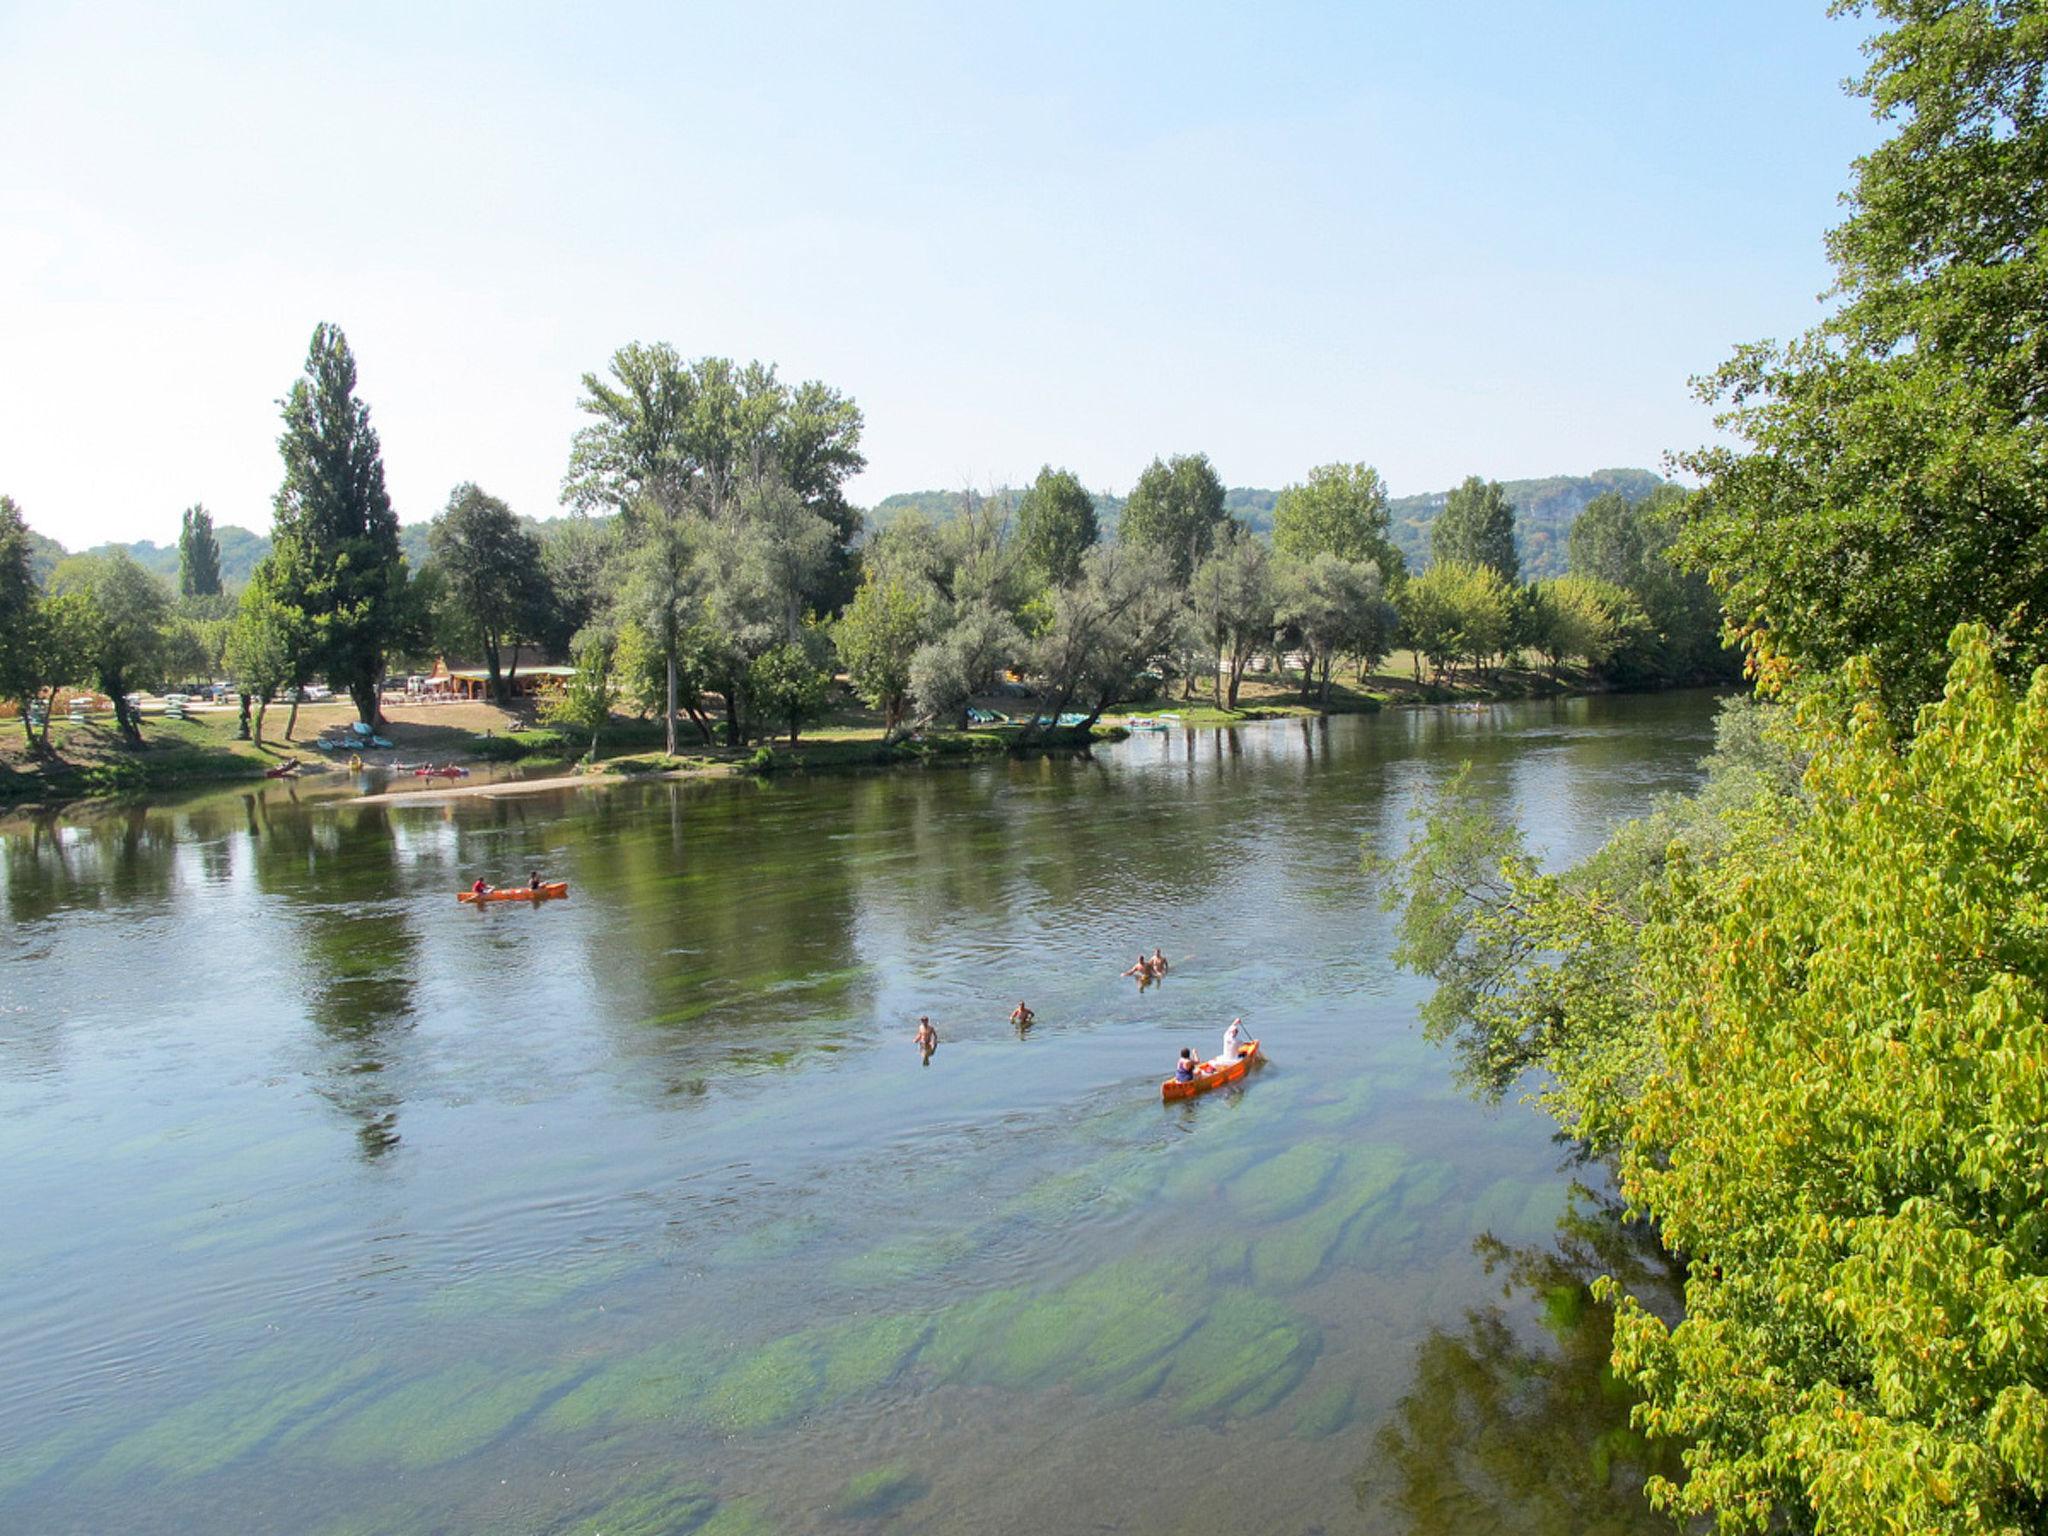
[0,653,1607,812]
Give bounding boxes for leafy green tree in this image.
[177,504,223,597]
[268,323,409,725]
[541,633,618,761]
[1569,487,1724,684]
[535,514,621,658]
[50,551,169,742]
[1274,554,1393,703]
[1118,453,1228,586]
[908,601,1021,728]
[426,483,546,702]
[1014,465,1099,589]
[1431,476,1519,582]
[1272,462,1404,581]
[1027,542,1183,731]
[617,494,699,755]
[834,573,931,735]
[1190,529,1275,709]
[1397,560,1515,684]
[0,497,88,756]
[1678,1,2048,718]
[1526,574,1648,678]
[748,631,834,745]
[227,559,312,745]
[1605,629,2048,1536]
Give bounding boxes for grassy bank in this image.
[0,657,1600,810]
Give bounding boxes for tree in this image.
[908,602,1021,728]
[534,514,620,659]
[177,504,223,598]
[227,559,310,746]
[1398,560,1515,684]
[1028,542,1182,731]
[427,483,546,702]
[1118,453,1228,586]
[748,631,834,745]
[835,573,931,735]
[541,633,618,761]
[51,551,169,742]
[1678,1,2048,719]
[268,323,409,726]
[1525,574,1648,678]
[1190,530,1275,709]
[1014,465,1099,589]
[1605,630,2048,1535]
[617,494,698,755]
[1569,487,1724,684]
[1272,462,1404,581]
[1274,554,1393,704]
[0,497,85,757]
[1431,476,1518,582]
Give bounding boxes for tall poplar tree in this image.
[269,324,408,725]
[1118,453,1227,586]
[1430,476,1519,582]
[177,504,223,597]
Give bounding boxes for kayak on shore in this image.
[1161,1039,1261,1102]
[458,882,569,904]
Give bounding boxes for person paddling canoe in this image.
[470,878,491,898]
[1222,1016,1249,1061]
[1174,1048,1199,1084]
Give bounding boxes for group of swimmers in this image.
[469,869,551,897]
[1122,948,1171,985]
[914,950,1249,1083]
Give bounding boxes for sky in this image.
[0,1,1881,549]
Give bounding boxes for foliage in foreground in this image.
[1385,631,2048,1533]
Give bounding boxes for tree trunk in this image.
[485,635,504,704]
[285,694,300,741]
[1319,655,1334,705]
[253,694,269,746]
[348,675,379,728]
[724,688,741,749]
[237,693,252,740]
[665,653,678,756]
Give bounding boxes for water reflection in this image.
[1357,1177,1684,1534]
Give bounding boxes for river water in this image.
[0,693,1716,1535]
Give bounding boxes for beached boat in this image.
[1160,1039,1261,1102]
[458,882,569,904]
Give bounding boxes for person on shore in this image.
[1151,947,1169,977]
[1223,1016,1248,1060]
[1010,1001,1035,1031]
[1174,1048,1198,1084]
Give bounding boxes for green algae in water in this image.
[1395,1158,1458,1216]
[555,1477,718,1536]
[833,1229,978,1287]
[1292,1379,1358,1439]
[1227,1140,1342,1223]
[538,1333,725,1434]
[1248,1143,1407,1292]
[999,1148,1160,1224]
[1160,1289,1318,1423]
[700,1332,822,1431]
[712,1214,828,1266]
[324,1362,575,1468]
[819,1313,928,1399]
[1161,1135,1274,1200]
[918,1287,1025,1382]
[417,1252,639,1321]
[95,1355,381,1480]
[695,1498,777,1536]
[837,1462,927,1519]
[1469,1175,1567,1244]
[983,1258,1206,1390]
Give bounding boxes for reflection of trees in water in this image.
[1356,1180,1685,1535]
[249,800,418,1161]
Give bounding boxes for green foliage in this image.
[1274,552,1395,703]
[50,550,171,742]
[268,323,409,723]
[227,559,311,742]
[747,630,833,744]
[1677,3,2048,718]
[1396,560,1516,682]
[0,495,72,752]
[1525,573,1649,677]
[1119,452,1228,585]
[176,504,222,597]
[1190,529,1275,709]
[425,483,547,699]
[1272,462,1403,579]
[834,573,930,731]
[1027,541,1182,727]
[1569,487,1727,684]
[1593,628,2048,1534]
[541,634,618,759]
[1430,476,1519,582]
[1015,464,1099,588]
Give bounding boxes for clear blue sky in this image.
[0,1,1879,548]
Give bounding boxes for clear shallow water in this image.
[0,694,1715,1535]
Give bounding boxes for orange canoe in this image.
[1161,1040,1261,1102]
[458,882,569,904]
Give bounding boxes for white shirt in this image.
[1223,1021,1245,1058]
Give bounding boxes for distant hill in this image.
[864,470,1664,578]
[39,519,477,591]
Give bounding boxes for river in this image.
[0,693,1717,1535]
